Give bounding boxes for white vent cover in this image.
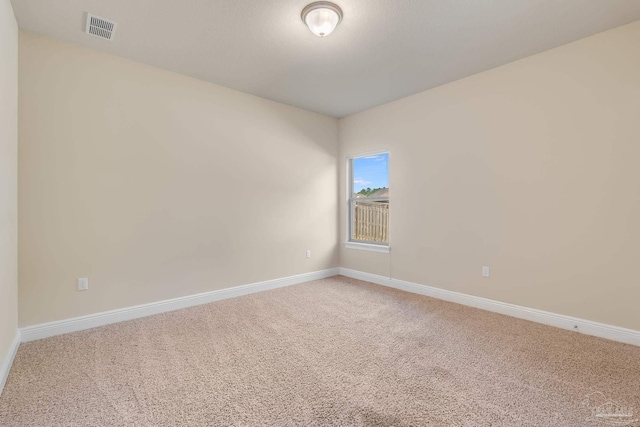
[85,13,117,41]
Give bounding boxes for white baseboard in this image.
[339,268,640,347]
[0,329,21,396]
[19,266,640,348]
[20,268,339,342]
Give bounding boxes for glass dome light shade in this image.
[302,2,343,37]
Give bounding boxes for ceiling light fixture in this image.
[301,2,343,37]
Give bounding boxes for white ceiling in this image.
[11,0,640,118]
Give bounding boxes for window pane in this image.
[350,152,389,244]
[352,200,389,243]
[352,153,389,196]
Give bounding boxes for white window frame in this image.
[344,150,390,253]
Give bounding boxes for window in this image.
[347,152,389,250]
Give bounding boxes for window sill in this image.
[343,242,390,253]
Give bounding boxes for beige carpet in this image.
[1,276,639,426]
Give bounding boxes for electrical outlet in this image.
[77,277,89,291]
[482,266,490,278]
[306,250,311,258]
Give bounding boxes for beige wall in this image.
[19,32,338,326]
[0,0,19,366]
[339,21,640,331]
[17,21,640,332]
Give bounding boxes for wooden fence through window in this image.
[353,201,389,243]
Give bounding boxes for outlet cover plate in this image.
[482,266,490,278]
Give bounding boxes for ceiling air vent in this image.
[85,13,117,41]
